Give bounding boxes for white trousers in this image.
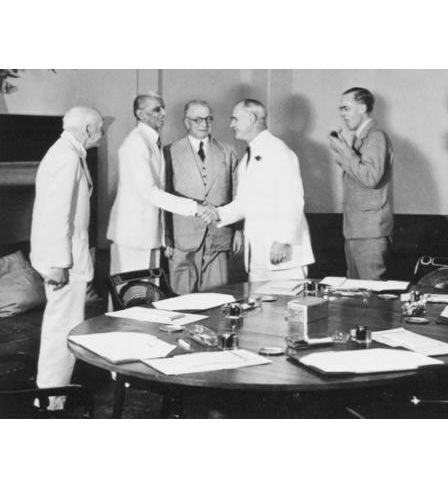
[110,243,160,274]
[37,281,87,410]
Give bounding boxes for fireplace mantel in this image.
[0,161,39,186]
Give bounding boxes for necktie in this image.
[156,137,161,150]
[245,146,251,167]
[198,141,206,162]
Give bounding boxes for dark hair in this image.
[133,93,162,119]
[343,87,375,113]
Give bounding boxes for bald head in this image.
[63,106,104,149]
[230,98,267,142]
[133,92,166,131]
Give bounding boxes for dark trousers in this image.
[344,237,390,280]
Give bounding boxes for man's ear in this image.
[85,124,92,137]
[359,104,367,115]
[183,117,189,131]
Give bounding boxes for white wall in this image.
[2,69,448,247]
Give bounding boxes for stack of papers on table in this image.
[372,328,448,356]
[106,306,207,326]
[299,348,442,375]
[320,276,409,292]
[143,349,270,375]
[69,332,176,363]
[255,280,305,296]
[153,293,235,311]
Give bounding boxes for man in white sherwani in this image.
[216,99,314,281]
[30,106,104,410]
[107,93,215,276]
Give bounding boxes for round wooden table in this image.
[68,283,448,400]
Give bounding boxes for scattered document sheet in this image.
[69,332,176,364]
[255,280,305,296]
[372,328,448,356]
[426,294,448,304]
[320,276,409,292]
[106,306,207,326]
[299,348,442,375]
[153,293,235,311]
[143,349,271,375]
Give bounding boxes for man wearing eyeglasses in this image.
[107,93,216,279]
[164,100,243,294]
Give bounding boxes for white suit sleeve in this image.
[120,143,198,216]
[216,197,245,227]
[272,150,304,244]
[47,154,79,268]
[216,161,245,226]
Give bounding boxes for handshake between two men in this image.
[164,202,244,259]
[195,202,220,225]
[193,202,290,265]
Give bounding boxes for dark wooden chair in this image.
[0,352,94,418]
[106,267,176,311]
[412,256,448,287]
[105,268,181,418]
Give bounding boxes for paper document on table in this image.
[299,348,442,375]
[143,349,271,375]
[69,332,176,363]
[426,294,448,304]
[106,306,207,326]
[320,277,409,292]
[153,293,235,311]
[255,280,305,296]
[372,328,448,356]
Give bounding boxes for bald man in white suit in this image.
[216,99,314,281]
[31,106,104,410]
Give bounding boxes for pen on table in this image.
[169,313,186,322]
[177,339,191,351]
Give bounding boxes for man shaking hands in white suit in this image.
[214,99,314,282]
[107,93,215,276]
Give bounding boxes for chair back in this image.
[106,268,177,311]
[413,256,448,284]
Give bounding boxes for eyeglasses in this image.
[187,116,214,125]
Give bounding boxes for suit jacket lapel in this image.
[139,125,163,185]
[181,137,206,188]
[204,137,220,195]
[80,156,93,195]
[354,120,375,151]
[63,135,93,195]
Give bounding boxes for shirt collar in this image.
[248,129,269,152]
[61,131,87,159]
[356,118,373,138]
[188,135,209,152]
[138,122,160,146]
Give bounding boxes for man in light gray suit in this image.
[164,100,243,294]
[329,87,393,280]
